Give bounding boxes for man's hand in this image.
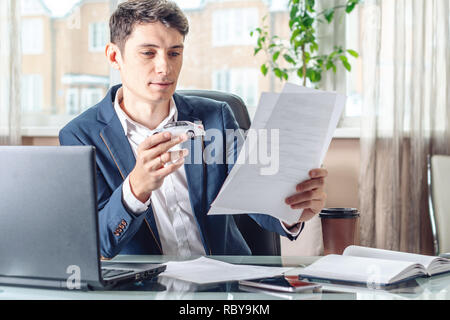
[284,168,328,226]
[129,132,189,203]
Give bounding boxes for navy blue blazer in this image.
[59,85,299,258]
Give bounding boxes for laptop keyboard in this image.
[101,268,134,279]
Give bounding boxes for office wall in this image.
[22,136,361,256]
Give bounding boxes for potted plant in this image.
[252,0,361,87]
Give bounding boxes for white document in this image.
[208,83,346,225]
[160,256,292,284]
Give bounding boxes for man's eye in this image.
[142,52,155,56]
[169,52,181,57]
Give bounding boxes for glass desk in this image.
[1,255,449,300]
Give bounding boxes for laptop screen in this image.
[0,146,101,285]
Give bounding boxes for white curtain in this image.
[359,0,450,254]
[0,0,21,145]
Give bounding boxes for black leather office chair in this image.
[177,90,281,256]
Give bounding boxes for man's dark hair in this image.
[110,0,189,52]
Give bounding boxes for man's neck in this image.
[120,87,170,130]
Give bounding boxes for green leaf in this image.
[273,51,280,62]
[274,68,283,80]
[306,68,315,82]
[347,49,359,58]
[329,51,338,60]
[306,0,316,12]
[346,0,359,13]
[261,64,268,76]
[302,15,314,28]
[324,8,335,23]
[283,54,296,65]
[326,60,334,70]
[340,55,349,63]
[297,68,304,79]
[340,56,352,71]
[290,4,299,20]
[290,29,302,43]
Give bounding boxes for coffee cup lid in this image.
[319,208,360,218]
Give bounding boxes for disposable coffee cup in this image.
[319,208,360,255]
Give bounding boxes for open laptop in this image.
[0,146,166,290]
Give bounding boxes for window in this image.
[21,0,49,16]
[89,22,108,52]
[213,68,258,116]
[81,88,104,111]
[18,0,361,136]
[212,8,258,47]
[66,88,79,115]
[21,74,43,113]
[22,18,43,55]
[342,5,362,127]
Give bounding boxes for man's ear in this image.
[105,43,122,70]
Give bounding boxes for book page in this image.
[299,255,425,285]
[343,246,438,271]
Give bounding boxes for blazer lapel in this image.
[99,116,135,180]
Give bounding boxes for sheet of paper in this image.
[160,257,292,284]
[208,83,346,225]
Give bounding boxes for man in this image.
[59,0,327,258]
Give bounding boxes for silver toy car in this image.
[154,121,205,139]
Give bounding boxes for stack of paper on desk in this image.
[160,257,292,284]
[208,83,346,225]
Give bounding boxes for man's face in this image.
[117,21,184,105]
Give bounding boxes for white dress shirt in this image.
[113,88,301,257]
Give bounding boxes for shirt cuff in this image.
[280,220,303,237]
[121,175,151,215]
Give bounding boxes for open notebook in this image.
[299,246,450,287]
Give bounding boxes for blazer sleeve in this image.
[220,103,303,241]
[59,128,149,258]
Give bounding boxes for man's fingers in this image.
[139,132,172,152]
[309,168,328,179]
[147,134,188,159]
[285,189,326,206]
[154,156,186,178]
[296,177,325,193]
[149,149,189,170]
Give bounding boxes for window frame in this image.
[21,18,44,55]
[88,22,108,52]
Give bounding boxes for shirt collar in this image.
[113,87,178,137]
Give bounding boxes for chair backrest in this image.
[177,89,281,256]
[428,155,450,255]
